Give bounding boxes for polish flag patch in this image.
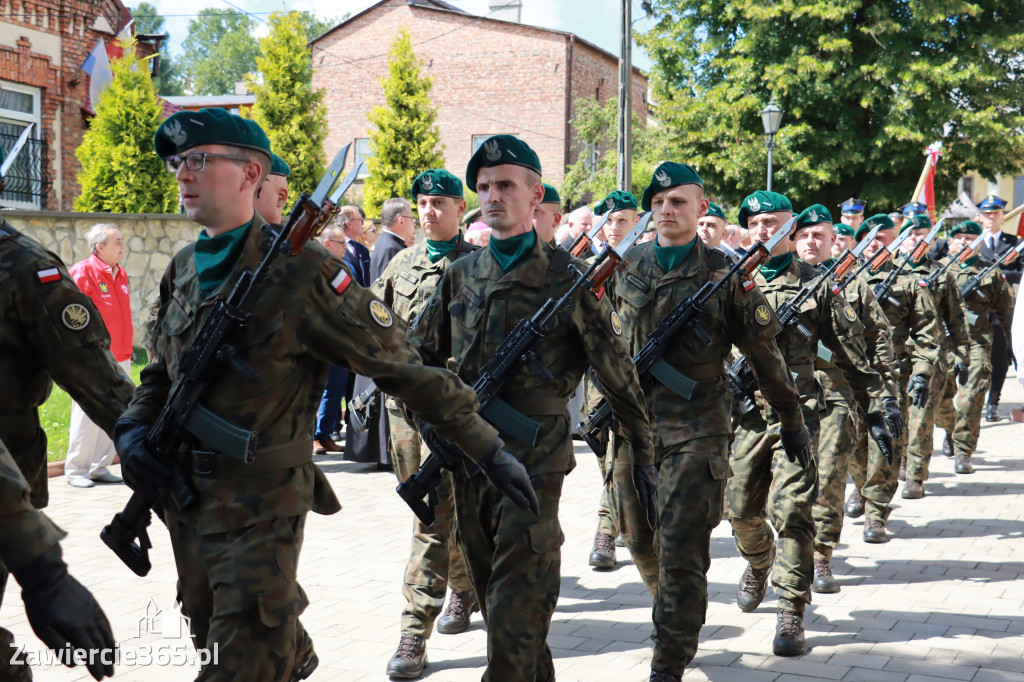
[37,268,61,283]
[331,269,352,294]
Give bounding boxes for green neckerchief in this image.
[960,255,979,269]
[426,235,460,264]
[761,252,794,282]
[195,220,252,296]
[820,257,837,268]
[653,234,697,273]
[489,229,536,273]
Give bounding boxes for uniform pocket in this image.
[528,517,565,553]
[257,580,309,628]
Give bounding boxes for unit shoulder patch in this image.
[369,300,394,328]
[754,304,772,326]
[61,303,91,330]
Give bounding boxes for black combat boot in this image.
[589,531,616,570]
[436,590,479,635]
[863,518,888,543]
[386,634,426,679]
[290,649,319,682]
[942,432,954,457]
[955,451,974,474]
[650,671,682,682]
[773,608,807,656]
[812,558,838,594]
[844,489,865,518]
[985,404,1000,422]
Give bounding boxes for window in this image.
[1014,176,1024,210]
[0,81,44,210]
[959,176,974,201]
[472,133,518,155]
[354,138,371,178]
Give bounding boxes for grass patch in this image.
[41,349,147,463]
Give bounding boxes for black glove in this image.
[882,397,904,441]
[479,439,539,515]
[113,418,170,500]
[780,427,813,469]
[14,546,115,680]
[632,464,659,531]
[909,373,930,408]
[865,412,895,465]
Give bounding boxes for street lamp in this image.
[760,101,784,192]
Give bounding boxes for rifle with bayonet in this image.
[834,227,912,300]
[399,213,654,525]
[101,145,361,577]
[959,237,1024,301]
[562,213,611,257]
[871,220,944,306]
[578,217,798,455]
[920,232,986,291]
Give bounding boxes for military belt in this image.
[189,436,313,479]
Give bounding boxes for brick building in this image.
[0,0,159,211]
[310,0,649,201]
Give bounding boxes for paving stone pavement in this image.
[6,374,1024,681]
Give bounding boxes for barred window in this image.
[0,81,44,210]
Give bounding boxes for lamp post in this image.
[760,101,784,192]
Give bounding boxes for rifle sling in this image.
[650,359,724,399]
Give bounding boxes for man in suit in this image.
[976,194,1021,421]
[372,198,415,281]
[340,204,371,286]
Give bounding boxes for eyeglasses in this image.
[165,152,251,173]
[401,215,415,221]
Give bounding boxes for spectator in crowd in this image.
[340,204,371,285]
[557,205,594,249]
[466,221,491,247]
[723,223,746,254]
[65,224,132,488]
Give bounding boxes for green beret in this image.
[541,183,560,205]
[737,191,793,229]
[901,214,931,233]
[795,204,833,231]
[641,162,703,211]
[596,190,638,215]
[465,135,541,192]
[854,213,896,242]
[155,108,271,164]
[951,220,983,237]
[705,202,726,221]
[412,168,463,199]
[835,223,855,237]
[270,153,290,177]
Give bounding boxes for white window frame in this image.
[0,80,43,210]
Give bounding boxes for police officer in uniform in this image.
[838,198,867,232]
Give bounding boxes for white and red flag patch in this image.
[37,268,61,283]
[331,269,352,294]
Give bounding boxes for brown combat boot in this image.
[863,518,888,543]
[844,488,865,518]
[589,531,616,570]
[902,480,924,499]
[436,590,479,635]
[650,671,682,682]
[737,553,773,612]
[386,634,426,679]
[289,649,318,681]
[955,451,974,474]
[773,608,807,656]
[812,558,838,594]
[942,432,954,457]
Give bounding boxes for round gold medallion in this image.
[368,300,394,328]
[61,303,91,330]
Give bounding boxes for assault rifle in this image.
[871,219,944,306]
[828,222,883,295]
[398,213,653,525]
[959,237,1024,301]
[920,232,985,291]
[576,217,798,456]
[562,213,611,257]
[101,145,361,577]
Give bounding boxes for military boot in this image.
[844,489,865,518]
[985,404,1001,422]
[812,559,838,594]
[436,590,479,635]
[615,534,626,547]
[902,480,924,499]
[942,432,954,457]
[650,671,682,682]
[773,608,807,656]
[588,531,616,570]
[290,649,319,682]
[386,634,426,679]
[898,456,907,482]
[863,518,888,543]
[955,451,974,474]
[737,547,774,612]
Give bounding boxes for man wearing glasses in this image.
[339,204,371,286]
[373,198,417,281]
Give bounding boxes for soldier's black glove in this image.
[632,464,659,531]
[113,418,170,500]
[882,397,904,441]
[479,439,539,515]
[14,546,116,680]
[909,373,930,408]
[865,412,895,465]
[780,427,813,469]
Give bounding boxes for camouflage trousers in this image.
[596,450,618,537]
[935,344,992,456]
[813,400,859,561]
[0,573,31,682]
[906,354,954,482]
[848,355,909,523]
[728,415,818,611]
[454,468,564,682]
[167,514,311,681]
[387,406,472,638]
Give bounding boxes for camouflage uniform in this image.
[934,257,1014,457]
[607,239,803,677]
[125,216,501,681]
[847,262,940,522]
[906,258,970,482]
[407,235,654,682]
[370,232,477,638]
[814,274,898,560]
[729,256,884,613]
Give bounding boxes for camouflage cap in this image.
[951,219,983,237]
[465,135,541,191]
[595,190,638,215]
[270,153,291,178]
[154,108,272,163]
[901,214,932,233]
[795,203,833,231]
[641,162,703,211]
[737,190,793,229]
[412,168,463,199]
[855,213,896,241]
[705,201,726,221]
[541,183,560,205]
[835,223,855,237]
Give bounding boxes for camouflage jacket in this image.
[0,436,65,573]
[614,238,803,450]
[0,219,134,508]
[124,215,499,533]
[908,256,970,361]
[941,256,1015,350]
[857,261,941,376]
[407,232,655,474]
[755,256,885,420]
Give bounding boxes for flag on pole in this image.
[106,20,134,61]
[80,39,113,114]
[917,142,943,221]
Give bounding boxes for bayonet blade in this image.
[0,123,34,178]
[612,211,654,258]
[763,216,798,253]
[586,212,611,241]
[851,223,883,258]
[329,161,364,204]
[968,233,986,252]
[310,142,351,206]
[886,228,914,254]
[922,218,944,245]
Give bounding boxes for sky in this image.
[142,0,655,72]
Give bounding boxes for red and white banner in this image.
[915,142,943,221]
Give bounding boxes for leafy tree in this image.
[638,0,1024,210]
[363,29,444,217]
[179,8,259,95]
[245,11,328,196]
[299,13,341,42]
[75,40,178,213]
[130,3,185,96]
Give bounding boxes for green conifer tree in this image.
[74,40,177,213]
[363,29,444,217]
[246,11,328,196]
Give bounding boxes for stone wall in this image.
[4,209,199,345]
